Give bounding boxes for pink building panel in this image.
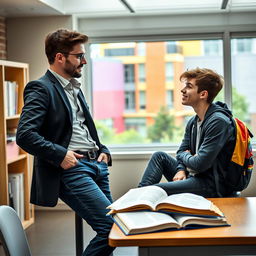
[93,91,124,119]
[92,59,125,133]
[92,59,124,91]
[113,116,125,133]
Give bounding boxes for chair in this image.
[75,213,84,256]
[0,205,31,256]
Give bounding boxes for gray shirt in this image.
[49,69,99,152]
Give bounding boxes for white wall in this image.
[6,16,73,80]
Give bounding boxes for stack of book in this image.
[8,173,24,221]
[107,186,229,235]
[4,81,18,117]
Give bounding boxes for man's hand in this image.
[97,153,109,164]
[60,151,84,170]
[173,170,187,181]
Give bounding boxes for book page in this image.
[173,214,227,227]
[159,193,211,210]
[114,211,180,234]
[108,186,167,211]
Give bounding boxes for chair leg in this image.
[75,213,84,256]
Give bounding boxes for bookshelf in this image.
[0,60,34,229]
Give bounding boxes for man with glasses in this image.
[16,29,115,256]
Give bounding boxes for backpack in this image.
[189,104,254,195]
[222,117,254,192]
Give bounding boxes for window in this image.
[137,42,146,56]
[231,37,256,142]
[166,41,182,54]
[138,63,146,82]
[139,91,146,110]
[166,62,174,81]
[166,90,174,109]
[105,48,134,56]
[203,40,222,56]
[90,39,224,145]
[232,39,254,54]
[125,91,135,111]
[124,64,135,83]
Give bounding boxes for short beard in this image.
[73,71,82,78]
[64,60,83,78]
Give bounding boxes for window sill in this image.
[110,143,177,160]
[109,143,256,160]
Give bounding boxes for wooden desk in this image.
[109,197,256,256]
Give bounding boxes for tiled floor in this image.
[0,210,137,256]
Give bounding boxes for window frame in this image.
[84,31,256,152]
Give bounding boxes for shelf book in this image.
[4,80,18,117]
[8,173,25,221]
[107,186,228,235]
[0,60,34,229]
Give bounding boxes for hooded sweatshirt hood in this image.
[203,101,233,122]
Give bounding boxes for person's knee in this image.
[97,220,113,236]
[151,151,167,159]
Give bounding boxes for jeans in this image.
[139,151,217,197]
[59,158,115,256]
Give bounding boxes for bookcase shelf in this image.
[7,154,27,165]
[6,114,20,120]
[0,60,34,229]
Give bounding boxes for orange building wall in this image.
[173,61,185,126]
[145,42,166,114]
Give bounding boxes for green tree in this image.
[95,121,146,144]
[232,87,249,121]
[95,121,115,144]
[215,87,249,121]
[147,106,176,143]
[114,129,145,144]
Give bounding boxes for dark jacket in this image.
[176,102,236,196]
[16,70,111,207]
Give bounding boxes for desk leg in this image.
[138,247,149,256]
[75,213,84,256]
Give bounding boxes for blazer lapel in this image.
[46,71,73,124]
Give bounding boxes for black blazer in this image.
[16,70,111,207]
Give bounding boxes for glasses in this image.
[62,52,86,61]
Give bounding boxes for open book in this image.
[107,186,224,217]
[113,211,228,235]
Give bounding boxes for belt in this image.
[75,150,98,160]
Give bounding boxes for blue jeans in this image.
[59,158,115,256]
[139,151,217,197]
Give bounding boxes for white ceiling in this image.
[1,0,256,18]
